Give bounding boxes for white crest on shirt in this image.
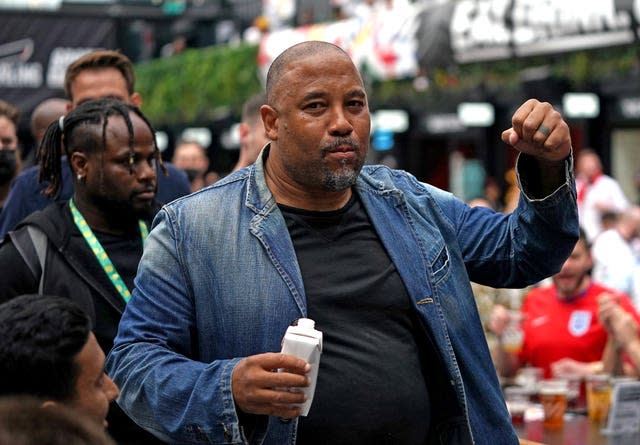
[568,310,592,336]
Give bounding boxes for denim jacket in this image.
[106,149,578,445]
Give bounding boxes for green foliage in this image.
[135,44,263,125]
[135,42,638,125]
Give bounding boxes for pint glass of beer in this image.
[586,374,612,423]
[538,379,569,430]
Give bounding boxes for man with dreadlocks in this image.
[0,98,162,444]
[0,49,191,239]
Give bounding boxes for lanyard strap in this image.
[69,199,148,303]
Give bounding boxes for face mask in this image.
[183,168,201,183]
[0,149,17,185]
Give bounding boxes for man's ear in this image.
[260,104,278,141]
[130,92,142,108]
[238,122,249,143]
[70,151,90,180]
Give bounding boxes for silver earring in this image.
[77,173,84,181]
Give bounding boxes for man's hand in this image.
[550,357,599,378]
[501,99,571,162]
[232,352,310,419]
[608,308,640,349]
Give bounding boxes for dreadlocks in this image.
[37,98,165,197]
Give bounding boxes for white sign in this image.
[451,0,639,63]
[603,381,640,435]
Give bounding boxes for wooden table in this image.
[515,413,640,445]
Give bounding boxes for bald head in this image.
[265,41,359,106]
[31,98,69,145]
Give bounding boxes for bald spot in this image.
[31,98,69,141]
[265,41,358,106]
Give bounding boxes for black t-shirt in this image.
[92,228,143,295]
[280,194,432,445]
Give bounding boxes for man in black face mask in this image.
[0,100,22,213]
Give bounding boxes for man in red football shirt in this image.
[489,229,640,379]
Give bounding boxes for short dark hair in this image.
[37,98,162,197]
[578,227,590,250]
[0,99,20,126]
[0,396,115,445]
[0,294,91,402]
[64,50,136,100]
[241,92,267,123]
[265,41,352,106]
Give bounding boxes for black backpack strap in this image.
[8,226,48,293]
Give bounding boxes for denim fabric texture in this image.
[106,148,578,444]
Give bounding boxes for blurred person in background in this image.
[0,294,119,429]
[591,205,640,309]
[31,98,70,147]
[0,396,116,445]
[599,294,640,376]
[233,92,269,172]
[489,229,640,379]
[19,97,70,168]
[0,99,164,444]
[576,148,629,243]
[0,100,22,213]
[171,139,209,192]
[0,49,191,240]
[483,176,504,211]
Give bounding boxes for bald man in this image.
[31,98,70,147]
[107,41,578,444]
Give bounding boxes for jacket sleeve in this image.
[105,209,268,445]
[456,152,579,287]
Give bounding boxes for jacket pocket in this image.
[430,243,450,285]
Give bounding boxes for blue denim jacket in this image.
[107,150,578,444]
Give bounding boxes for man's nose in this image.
[104,374,120,402]
[328,107,353,136]
[135,159,158,181]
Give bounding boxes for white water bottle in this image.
[280,318,323,416]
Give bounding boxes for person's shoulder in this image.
[598,174,625,188]
[590,282,626,298]
[156,162,191,203]
[9,165,41,187]
[162,172,244,210]
[359,165,425,190]
[524,283,555,301]
[15,202,69,233]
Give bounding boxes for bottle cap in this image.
[297,318,315,330]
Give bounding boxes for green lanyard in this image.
[69,199,148,303]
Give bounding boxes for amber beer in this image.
[586,374,612,423]
[538,379,569,430]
